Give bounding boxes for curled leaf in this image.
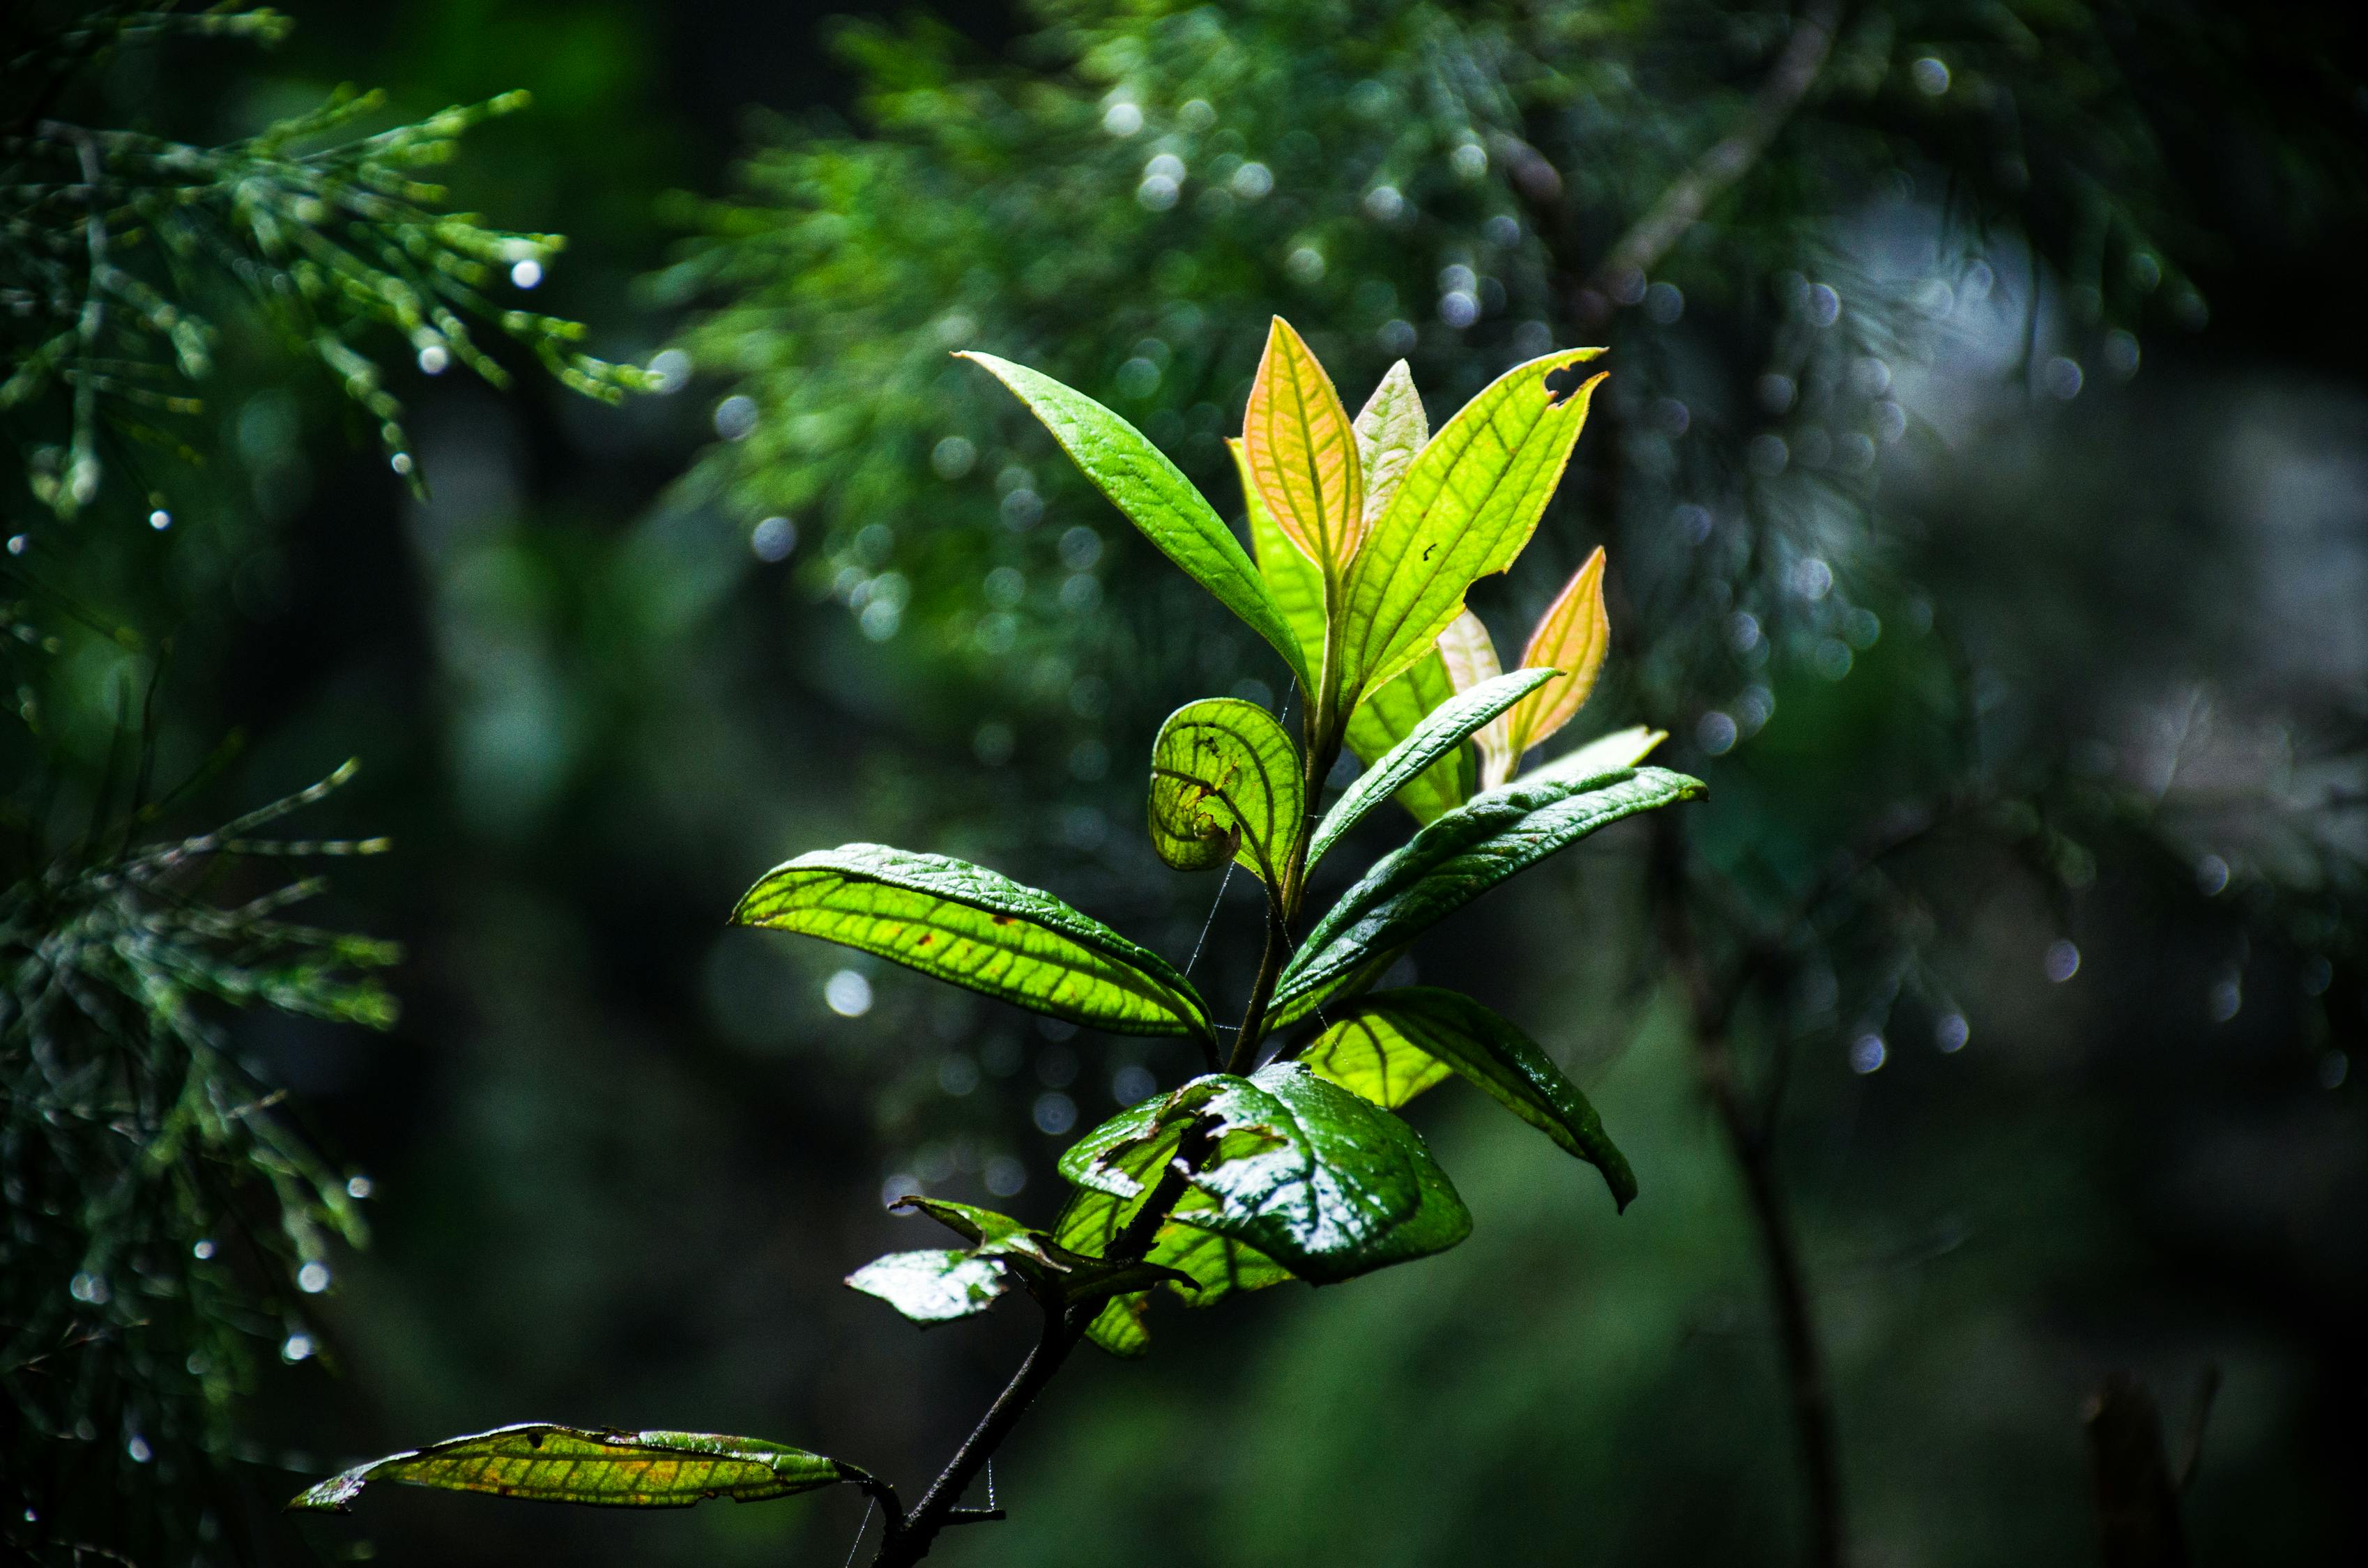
[288,1424,858,1512]
[1147,698,1304,884]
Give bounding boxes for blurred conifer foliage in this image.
[665,2,2367,1559]
[2,6,645,1564]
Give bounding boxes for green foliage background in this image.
[5,1,2365,1565]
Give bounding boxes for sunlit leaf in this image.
[1311,668,1555,870]
[735,844,1211,1041]
[1352,358,1428,527]
[1236,436,1326,676]
[1265,943,1404,1032]
[288,1424,859,1512]
[1147,698,1304,884]
[1338,348,1606,703]
[890,1195,1057,1268]
[845,1250,1015,1325]
[1296,1007,1456,1109]
[1241,317,1364,575]
[1496,546,1610,782]
[1274,766,1706,1013]
[1317,989,1636,1209]
[1518,724,1667,787]
[961,351,1310,690]
[1085,1291,1151,1356]
[1343,652,1470,827]
[1435,608,1516,791]
[1146,1221,1292,1307]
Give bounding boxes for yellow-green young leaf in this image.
[1497,546,1610,781]
[1434,608,1518,792]
[1338,348,1607,704]
[1241,317,1364,575]
[846,1250,1014,1325]
[1147,1221,1293,1307]
[1311,668,1555,870]
[1322,989,1636,1208]
[1519,724,1667,787]
[1235,436,1326,675]
[1344,654,1469,827]
[1274,767,1707,1014]
[1298,1008,1456,1109]
[1147,698,1304,884]
[287,1424,858,1512]
[1085,1292,1152,1356]
[735,845,1211,1041]
[1352,359,1428,527]
[961,352,1310,691]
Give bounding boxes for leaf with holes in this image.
[1315,988,1635,1209]
[962,351,1309,691]
[1147,698,1304,884]
[1311,668,1557,870]
[1241,317,1364,576]
[1274,766,1706,1014]
[287,1424,860,1512]
[1338,348,1606,704]
[734,844,1211,1042]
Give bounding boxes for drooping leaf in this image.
[734,844,1211,1042]
[1518,724,1667,787]
[1343,652,1471,827]
[1240,317,1364,575]
[961,351,1309,690]
[1495,546,1610,782]
[845,1250,1016,1325]
[1434,608,1515,792]
[1296,1007,1456,1109]
[1317,989,1636,1209]
[1147,698,1304,884]
[1274,766,1706,1013]
[1311,668,1556,870]
[1237,436,1326,675]
[1337,348,1607,703]
[288,1424,859,1512]
[1352,359,1428,527]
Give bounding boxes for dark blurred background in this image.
[6,2,2365,1565]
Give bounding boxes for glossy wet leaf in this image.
[1352,358,1428,528]
[1338,348,1606,702]
[735,844,1211,1041]
[1241,316,1363,575]
[1496,546,1610,782]
[1435,608,1516,792]
[961,351,1309,690]
[1311,668,1556,870]
[1343,652,1471,827]
[288,1424,858,1512]
[1320,988,1636,1209]
[1275,766,1707,1013]
[846,1250,1015,1325]
[1296,1007,1456,1109]
[1237,436,1326,675]
[1147,698,1304,884]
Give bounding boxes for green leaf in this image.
[1311,668,1556,870]
[1297,1006,1456,1109]
[1317,989,1637,1209]
[1084,1292,1151,1356]
[1352,358,1428,528]
[1240,316,1364,574]
[889,1196,1058,1268]
[1148,698,1304,883]
[1146,1222,1293,1307]
[1337,348,1606,703]
[1236,435,1327,676]
[735,844,1211,1042]
[961,351,1310,691]
[1275,766,1706,1013]
[1265,942,1404,1032]
[846,1250,1015,1325]
[1343,652,1470,827]
[1518,723,1668,787]
[1435,608,1515,788]
[287,1424,859,1512]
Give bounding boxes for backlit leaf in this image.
[735,844,1212,1042]
[961,351,1310,691]
[1146,1222,1292,1307]
[1311,668,1555,870]
[1274,766,1706,1013]
[1147,698,1304,884]
[889,1196,1057,1268]
[288,1424,857,1512]
[1241,317,1364,574]
[1518,723,1667,787]
[1085,1292,1151,1356]
[1236,436,1326,675]
[1296,1007,1456,1109]
[845,1250,1015,1325]
[1343,652,1470,827]
[1338,348,1606,703]
[1352,358,1428,527]
[1318,989,1636,1209]
[1496,546,1609,781]
[1435,608,1515,791]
